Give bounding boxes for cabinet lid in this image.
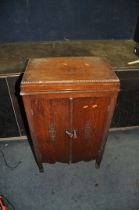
[21,57,120,94]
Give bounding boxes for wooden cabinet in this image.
[20,57,120,172]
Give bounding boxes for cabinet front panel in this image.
[72,97,111,162]
[29,96,70,163]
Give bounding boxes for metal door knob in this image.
[65,129,77,139]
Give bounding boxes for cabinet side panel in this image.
[22,95,42,164]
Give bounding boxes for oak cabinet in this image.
[20,57,120,172]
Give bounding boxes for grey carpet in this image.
[0,128,139,210]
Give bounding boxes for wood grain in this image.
[21,57,119,171]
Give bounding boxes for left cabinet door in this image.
[23,95,70,163]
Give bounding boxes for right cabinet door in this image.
[72,96,111,162]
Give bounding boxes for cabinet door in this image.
[72,97,111,162]
[28,96,70,163]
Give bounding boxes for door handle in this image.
[73,129,77,139]
[65,129,77,139]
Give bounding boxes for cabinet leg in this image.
[96,135,108,169]
[37,162,44,173]
[95,150,103,169]
[95,158,101,169]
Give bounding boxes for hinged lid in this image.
[20,57,120,94]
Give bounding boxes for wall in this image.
[0,1,139,138]
[0,0,139,42]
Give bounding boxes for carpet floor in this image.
[0,128,139,210]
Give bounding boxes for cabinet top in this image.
[21,57,120,93]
